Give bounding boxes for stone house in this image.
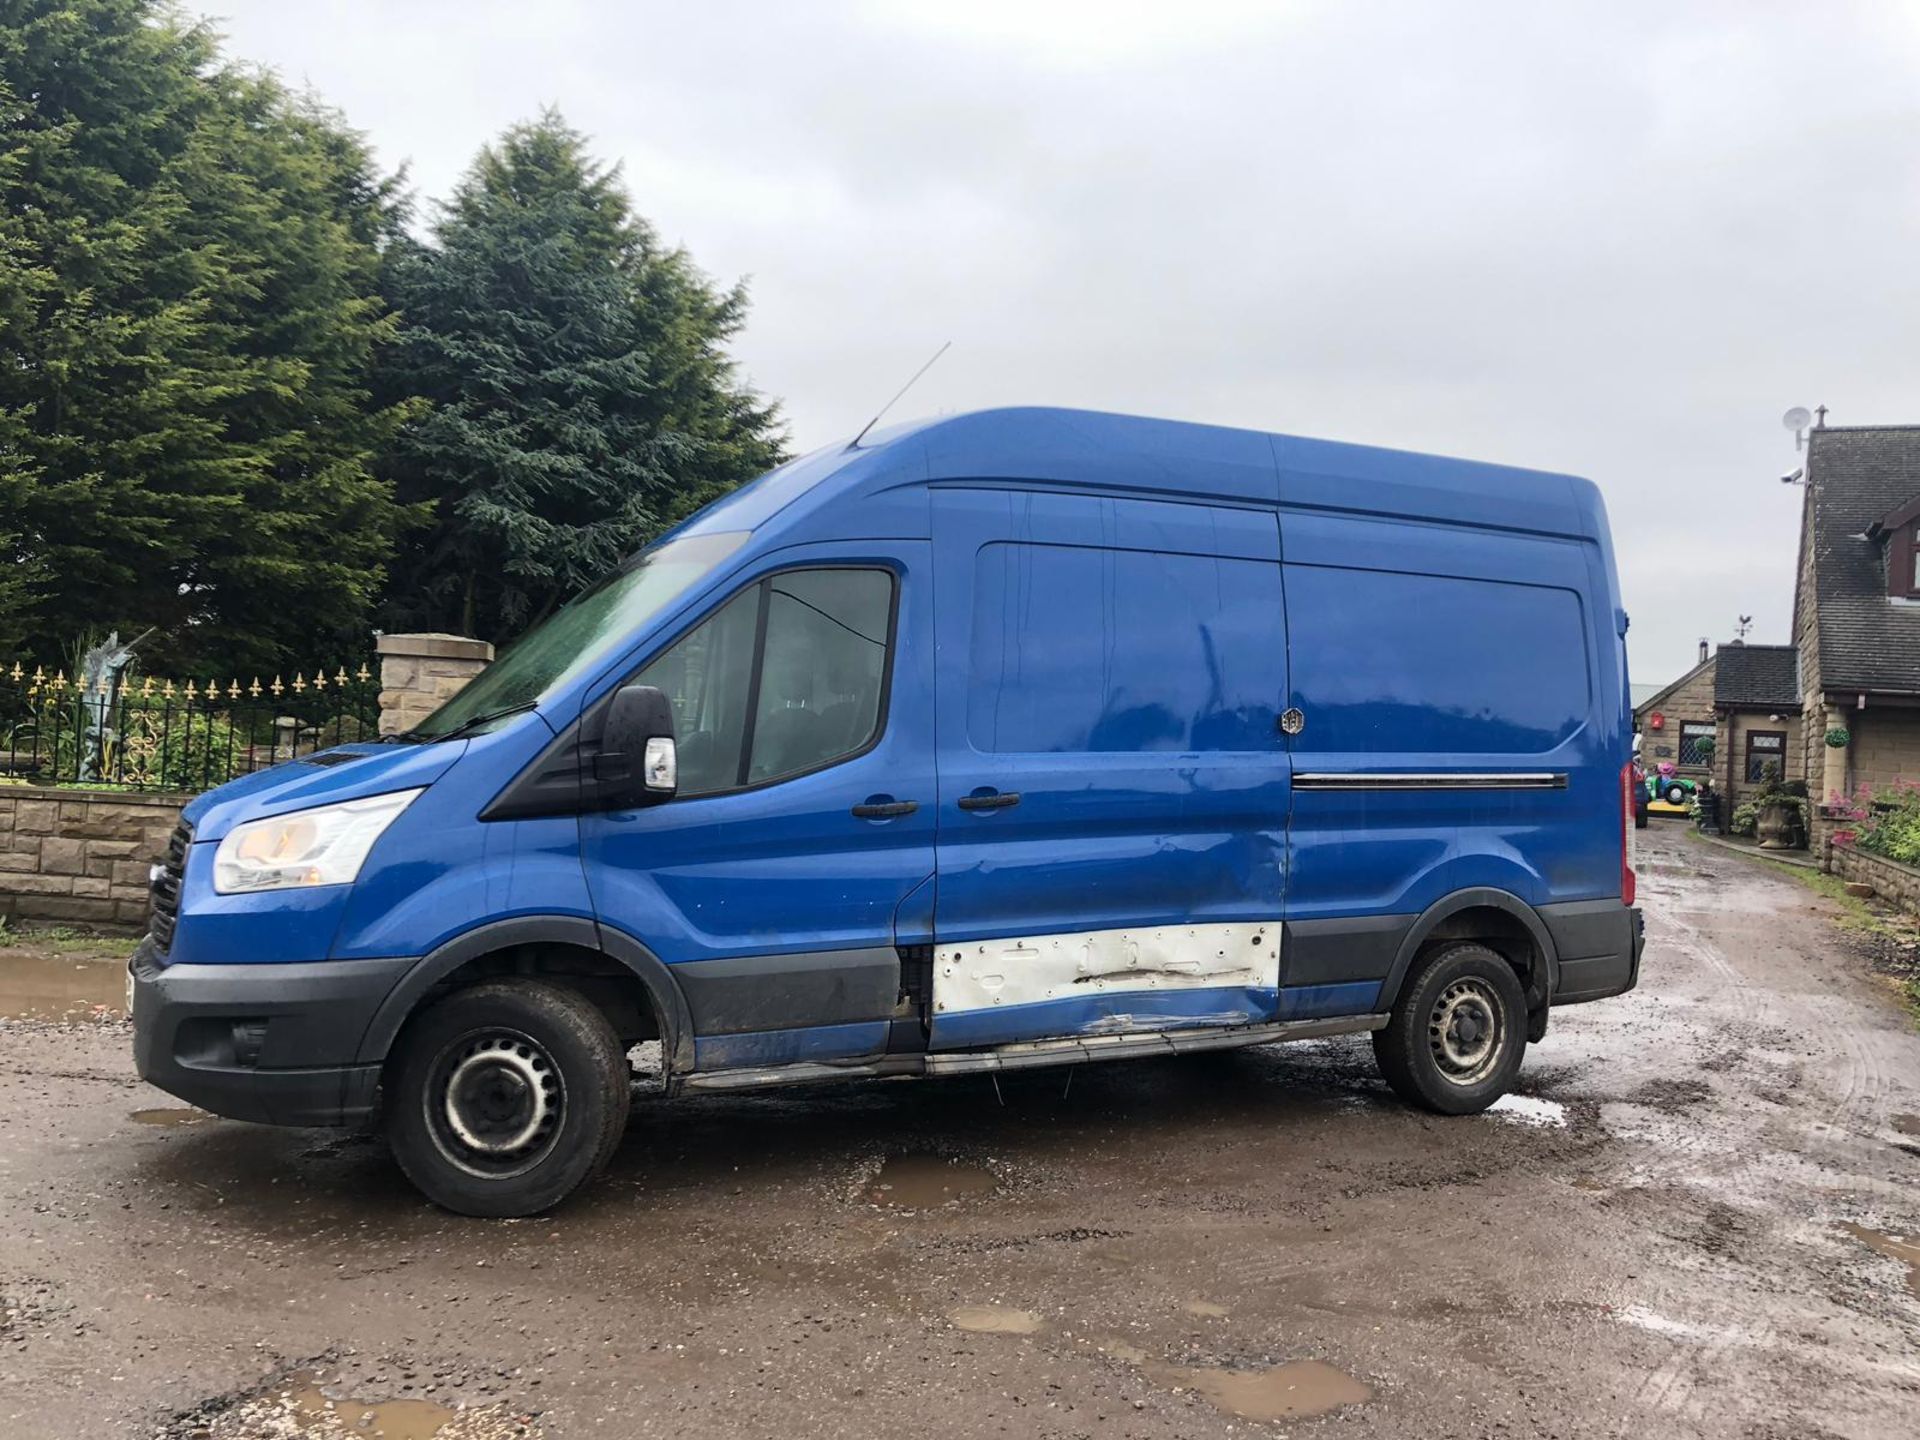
[1633,640,1802,808]
[1792,422,1920,845]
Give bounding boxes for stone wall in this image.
[1828,841,1920,914]
[0,786,184,930]
[0,631,497,932]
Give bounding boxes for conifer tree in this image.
[0,0,413,669]
[381,111,784,641]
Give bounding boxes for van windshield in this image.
[404,531,751,740]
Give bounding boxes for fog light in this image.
[231,1020,268,1068]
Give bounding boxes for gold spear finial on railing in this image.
[292,673,307,694]
[227,679,241,700]
[7,662,20,682]
[313,670,328,691]
[140,676,154,698]
[161,679,176,699]
[355,663,371,683]
[270,675,283,697]
[183,679,197,701]
[248,677,262,698]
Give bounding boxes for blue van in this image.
[131,408,1642,1215]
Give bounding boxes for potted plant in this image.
[1825,725,1850,749]
[1754,774,1809,850]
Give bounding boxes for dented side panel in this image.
[928,921,1281,1049]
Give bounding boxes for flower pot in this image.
[1755,800,1798,850]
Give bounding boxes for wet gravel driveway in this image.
[3,825,1919,1438]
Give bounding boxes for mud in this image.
[0,947,126,1022]
[2,827,1920,1438]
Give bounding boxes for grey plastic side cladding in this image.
[1376,887,1561,1015]
[353,915,696,1076]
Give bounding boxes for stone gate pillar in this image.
[375,633,494,737]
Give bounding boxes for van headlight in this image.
[212,789,424,895]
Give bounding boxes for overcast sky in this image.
[207,0,1920,685]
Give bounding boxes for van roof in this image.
[684,406,1604,542]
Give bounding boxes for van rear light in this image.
[1620,761,1637,906]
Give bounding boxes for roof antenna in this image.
[848,341,951,449]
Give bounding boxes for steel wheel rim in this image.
[425,1028,566,1179]
[1429,977,1504,1085]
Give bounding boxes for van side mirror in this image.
[593,684,677,808]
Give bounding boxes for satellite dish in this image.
[1783,406,1812,432]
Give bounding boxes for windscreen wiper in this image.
[392,701,538,745]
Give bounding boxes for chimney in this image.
[1698,638,1709,664]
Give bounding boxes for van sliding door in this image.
[925,488,1290,1051]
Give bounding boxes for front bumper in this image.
[130,938,415,1127]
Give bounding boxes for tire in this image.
[1372,942,1528,1115]
[1664,782,1688,805]
[386,980,630,1217]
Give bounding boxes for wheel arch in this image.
[1377,887,1560,1016]
[354,915,695,1076]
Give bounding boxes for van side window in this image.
[968,542,1281,753]
[632,586,760,795]
[1284,566,1589,754]
[633,567,894,796]
[748,570,892,783]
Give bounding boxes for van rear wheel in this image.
[1372,942,1526,1114]
[386,980,630,1217]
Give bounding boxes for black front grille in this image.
[149,820,191,952]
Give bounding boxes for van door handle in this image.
[851,798,918,819]
[957,790,1021,812]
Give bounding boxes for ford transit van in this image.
[132,408,1642,1215]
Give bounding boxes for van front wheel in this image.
[386,980,630,1217]
[1372,943,1526,1114]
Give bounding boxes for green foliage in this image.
[1730,799,1759,837]
[379,111,786,642]
[0,0,416,671]
[1848,784,1920,867]
[1695,736,1716,763]
[115,703,246,790]
[1825,726,1851,748]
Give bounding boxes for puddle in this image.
[0,952,125,1022]
[1840,1222,1920,1297]
[949,1304,1042,1335]
[1892,1113,1920,1137]
[1181,1299,1229,1318]
[1487,1094,1568,1128]
[1153,1359,1371,1422]
[180,1367,535,1439]
[131,1108,210,1128]
[865,1154,998,1208]
[285,1375,460,1439]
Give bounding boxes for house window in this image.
[1678,722,1715,767]
[1745,729,1786,784]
